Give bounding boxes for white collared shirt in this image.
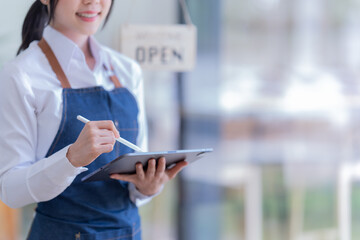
[0,26,152,208]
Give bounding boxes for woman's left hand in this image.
[110,157,188,196]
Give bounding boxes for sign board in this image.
[119,24,197,72]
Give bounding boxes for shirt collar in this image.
[89,36,108,71]
[42,26,105,73]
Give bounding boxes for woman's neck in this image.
[75,37,96,71]
[81,40,96,71]
[50,25,96,70]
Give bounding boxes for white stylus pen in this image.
[77,115,145,152]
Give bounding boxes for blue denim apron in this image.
[27,39,142,240]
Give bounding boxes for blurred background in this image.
[2,0,360,239]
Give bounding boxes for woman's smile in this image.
[76,11,101,22]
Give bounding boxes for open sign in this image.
[135,46,185,65]
[119,24,197,71]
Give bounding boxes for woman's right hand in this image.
[66,121,120,168]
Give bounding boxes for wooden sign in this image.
[119,24,197,71]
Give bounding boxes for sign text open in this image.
[120,24,197,71]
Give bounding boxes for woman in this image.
[0,0,187,239]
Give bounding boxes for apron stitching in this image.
[103,226,141,240]
[73,226,141,240]
[133,120,136,144]
[66,88,128,94]
[67,89,104,94]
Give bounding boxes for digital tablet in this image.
[81,148,213,182]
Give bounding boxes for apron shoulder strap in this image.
[103,64,123,88]
[38,39,72,89]
[39,38,123,89]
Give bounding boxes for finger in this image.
[98,129,115,138]
[91,121,120,138]
[166,161,188,179]
[110,173,137,183]
[155,157,166,177]
[135,163,145,180]
[87,130,115,148]
[98,136,116,146]
[97,143,114,153]
[146,159,156,177]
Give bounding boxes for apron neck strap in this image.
[103,64,123,88]
[38,38,72,89]
[38,38,123,89]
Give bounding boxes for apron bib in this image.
[27,39,142,240]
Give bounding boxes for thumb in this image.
[166,161,188,179]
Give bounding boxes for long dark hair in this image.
[17,0,114,55]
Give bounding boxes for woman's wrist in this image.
[66,145,81,168]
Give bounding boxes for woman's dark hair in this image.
[17,0,114,55]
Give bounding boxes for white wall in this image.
[0,1,32,67]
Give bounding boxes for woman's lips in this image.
[76,11,100,22]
